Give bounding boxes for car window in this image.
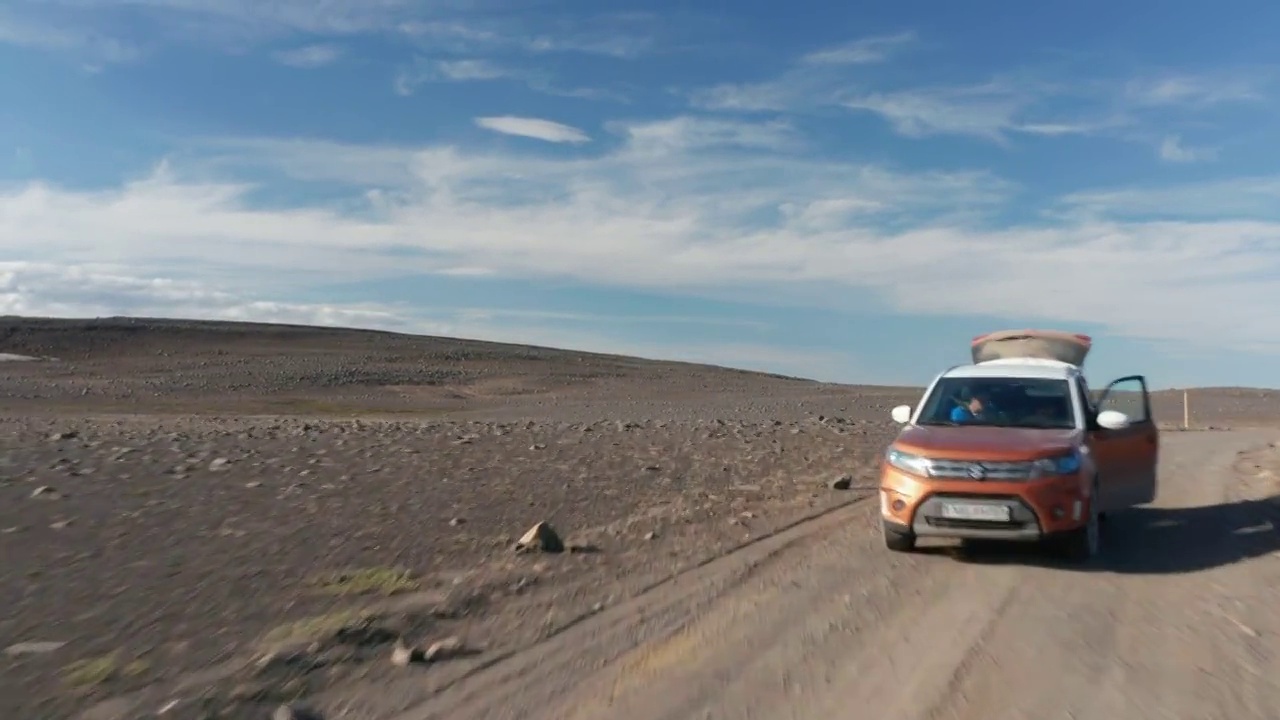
[1098,377,1149,423]
[917,376,1076,429]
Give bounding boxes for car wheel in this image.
[884,526,916,552]
[1056,487,1101,562]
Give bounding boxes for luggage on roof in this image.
[970,329,1092,367]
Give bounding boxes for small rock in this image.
[423,636,465,662]
[4,640,67,656]
[515,521,564,553]
[390,640,420,666]
[255,640,325,671]
[273,704,322,720]
[530,443,546,450]
[830,475,853,491]
[49,520,73,530]
[30,486,61,500]
[642,464,660,472]
[245,481,263,488]
[208,457,229,471]
[49,431,77,441]
[449,517,465,526]
[643,531,658,541]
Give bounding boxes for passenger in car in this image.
[950,388,997,423]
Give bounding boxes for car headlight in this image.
[1029,451,1082,477]
[886,448,935,477]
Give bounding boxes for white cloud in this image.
[393,56,621,101]
[436,58,508,80]
[394,57,515,95]
[23,0,456,40]
[1124,73,1266,108]
[800,31,916,66]
[1157,134,1217,163]
[0,261,425,331]
[4,115,1280,358]
[694,44,1263,153]
[3,0,659,71]
[689,79,804,113]
[1056,176,1280,222]
[474,116,591,144]
[837,69,1263,144]
[0,8,140,65]
[617,117,797,153]
[397,14,656,58]
[690,31,916,113]
[272,43,343,68]
[841,80,1128,142]
[843,83,1026,142]
[526,32,651,59]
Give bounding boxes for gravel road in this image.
[379,430,1280,720]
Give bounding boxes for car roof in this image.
[941,358,1080,381]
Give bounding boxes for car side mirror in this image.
[890,405,913,424]
[1096,409,1131,430]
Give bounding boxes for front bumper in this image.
[879,465,1090,542]
[911,494,1044,541]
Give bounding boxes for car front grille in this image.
[926,459,1036,480]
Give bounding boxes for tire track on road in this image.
[389,492,880,720]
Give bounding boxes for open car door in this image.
[971,329,1093,367]
[1091,375,1159,507]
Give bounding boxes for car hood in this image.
[893,424,1082,460]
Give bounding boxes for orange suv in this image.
[879,329,1159,561]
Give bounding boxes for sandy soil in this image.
[2,316,1278,720]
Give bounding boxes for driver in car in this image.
[950,388,997,423]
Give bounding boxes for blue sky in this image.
[3,0,1280,388]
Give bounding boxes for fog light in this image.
[1051,506,1066,519]
[891,499,906,512]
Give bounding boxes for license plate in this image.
[939,502,1011,522]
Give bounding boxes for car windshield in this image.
[916,376,1077,429]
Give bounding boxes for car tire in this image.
[1054,485,1101,562]
[884,526,916,552]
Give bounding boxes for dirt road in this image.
[389,430,1280,720]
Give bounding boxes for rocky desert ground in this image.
[3,316,1280,720]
